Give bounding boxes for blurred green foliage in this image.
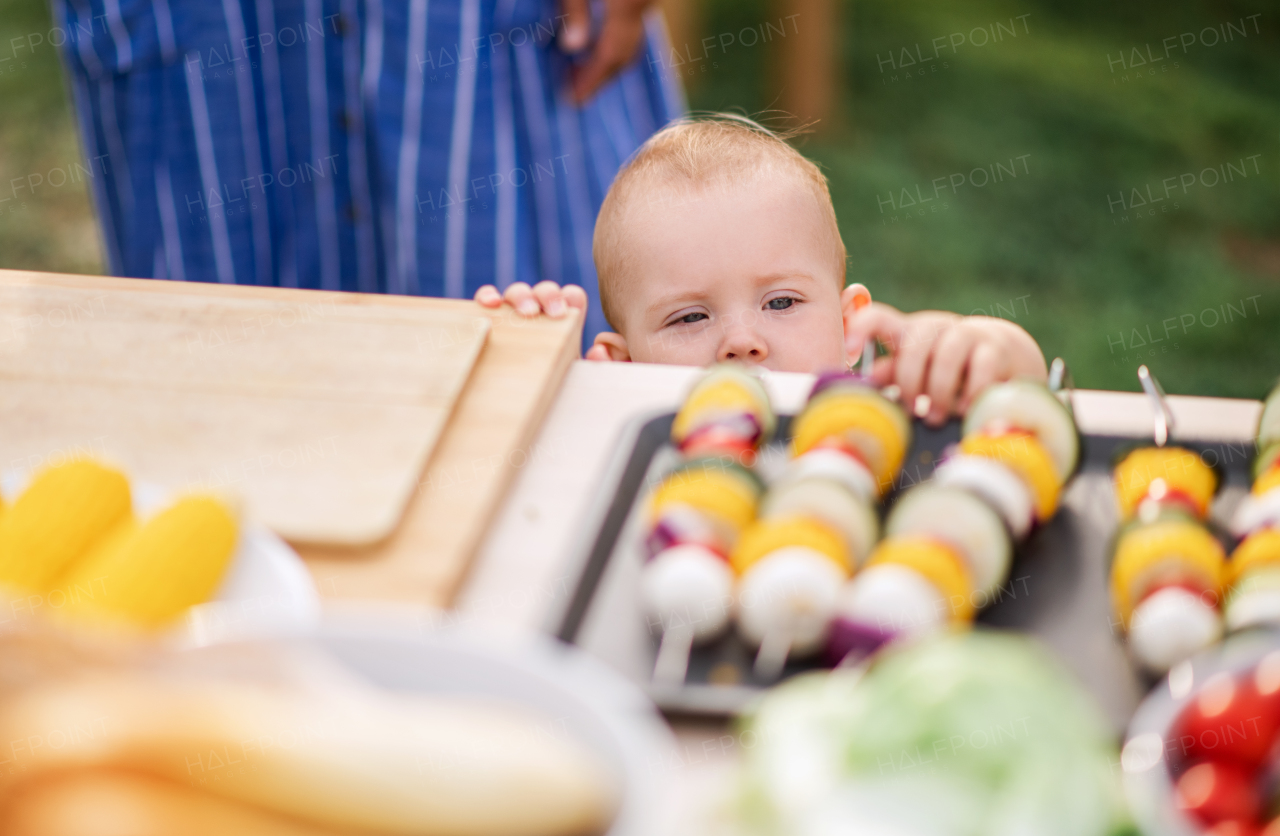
[0,0,102,275]
[689,0,1280,398]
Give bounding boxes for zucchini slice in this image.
[963,379,1080,482]
[760,477,879,568]
[886,484,1013,596]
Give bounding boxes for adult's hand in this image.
[559,0,658,104]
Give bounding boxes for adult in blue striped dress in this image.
[51,0,685,345]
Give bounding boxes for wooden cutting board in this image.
[0,269,583,607]
[0,270,488,546]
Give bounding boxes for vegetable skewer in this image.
[1109,366,1225,674]
[643,365,773,685]
[829,377,1079,661]
[737,373,905,679]
[1224,381,1280,631]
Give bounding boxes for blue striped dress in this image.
[51,0,685,344]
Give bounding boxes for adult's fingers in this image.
[532,280,568,317]
[924,323,980,426]
[474,285,502,307]
[571,7,646,103]
[558,0,591,53]
[502,282,540,316]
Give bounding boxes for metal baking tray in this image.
[556,410,1257,732]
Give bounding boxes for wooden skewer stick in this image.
[1138,365,1175,447]
[753,629,792,682]
[860,337,876,378]
[652,624,695,686]
[1047,356,1075,409]
[835,648,862,669]
[835,650,874,678]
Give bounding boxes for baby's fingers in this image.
[502,282,540,316]
[868,354,896,388]
[531,281,568,317]
[844,303,904,363]
[531,281,587,318]
[474,285,502,307]
[892,325,938,411]
[960,342,1007,413]
[924,324,980,426]
[561,284,588,312]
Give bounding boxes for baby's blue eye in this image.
[766,297,796,311]
[676,312,708,324]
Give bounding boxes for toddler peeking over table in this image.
[476,114,1045,426]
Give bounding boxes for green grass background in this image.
[0,0,101,275]
[687,0,1280,398]
[2,0,1277,397]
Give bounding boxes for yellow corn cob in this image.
[59,496,238,628]
[0,460,131,592]
[49,514,139,604]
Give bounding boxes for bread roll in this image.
[0,673,616,836]
[0,769,354,836]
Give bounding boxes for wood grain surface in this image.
[294,300,583,606]
[0,270,581,605]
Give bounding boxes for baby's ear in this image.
[840,283,872,313]
[586,331,631,362]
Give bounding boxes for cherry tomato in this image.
[1168,666,1280,772]
[1175,760,1262,826]
[1252,650,1280,734]
[680,426,756,465]
[1148,487,1207,520]
[1207,822,1262,836]
[1208,822,1262,836]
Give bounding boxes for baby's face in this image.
[615,176,848,373]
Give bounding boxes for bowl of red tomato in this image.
[1123,629,1280,836]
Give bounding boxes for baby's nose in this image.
[717,322,769,364]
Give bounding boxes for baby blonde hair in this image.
[592,113,846,331]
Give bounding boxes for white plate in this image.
[0,470,320,640]
[1122,629,1280,836]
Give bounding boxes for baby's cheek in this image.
[632,327,718,367]
[769,312,846,374]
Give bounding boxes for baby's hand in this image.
[473,281,587,319]
[847,304,1047,426]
